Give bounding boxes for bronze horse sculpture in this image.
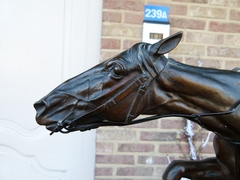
[34,31,240,180]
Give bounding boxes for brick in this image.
[118,143,154,152]
[101,51,121,62]
[171,44,205,56]
[154,167,168,177]
[96,129,136,140]
[116,167,153,176]
[200,144,214,154]
[161,117,186,129]
[169,4,188,15]
[103,0,144,11]
[186,32,224,44]
[96,155,134,164]
[168,54,184,62]
[96,142,114,153]
[102,11,122,23]
[124,12,143,25]
[126,119,158,128]
[170,17,206,30]
[159,143,190,154]
[209,0,240,7]
[189,6,226,19]
[190,131,214,144]
[96,0,225,179]
[102,24,142,38]
[185,57,221,68]
[225,60,240,70]
[123,39,140,50]
[95,167,113,176]
[207,46,240,58]
[138,155,171,165]
[230,10,240,21]
[226,34,240,46]
[101,38,121,49]
[209,21,240,33]
[140,131,176,141]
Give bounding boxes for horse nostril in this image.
[34,100,46,116]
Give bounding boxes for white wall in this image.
[0,0,102,179]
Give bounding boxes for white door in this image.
[0,0,102,179]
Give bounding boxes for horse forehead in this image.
[51,43,149,96]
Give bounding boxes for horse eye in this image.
[112,63,124,77]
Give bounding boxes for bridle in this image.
[51,99,238,135]
[50,54,239,136]
[50,51,165,135]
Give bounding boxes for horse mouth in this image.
[45,121,72,135]
[45,117,106,135]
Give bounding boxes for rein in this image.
[56,103,238,134]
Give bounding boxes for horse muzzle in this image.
[34,100,50,125]
[34,93,78,125]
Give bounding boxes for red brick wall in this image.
[95,0,240,179]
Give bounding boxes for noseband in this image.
[50,56,238,135]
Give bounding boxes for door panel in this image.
[0,0,102,179]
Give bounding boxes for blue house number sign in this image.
[144,5,169,23]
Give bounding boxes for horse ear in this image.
[152,31,183,55]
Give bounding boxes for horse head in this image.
[34,32,183,134]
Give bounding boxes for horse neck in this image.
[145,59,240,115]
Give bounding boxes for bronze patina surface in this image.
[34,32,240,179]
